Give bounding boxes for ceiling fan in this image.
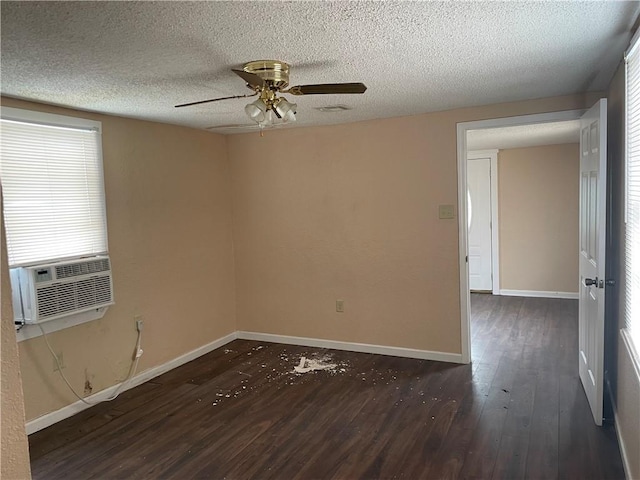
[175,60,367,127]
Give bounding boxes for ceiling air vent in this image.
[315,105,352,113]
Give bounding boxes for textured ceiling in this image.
[1,1,639,134]
[467,120,580,151]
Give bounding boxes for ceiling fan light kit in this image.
[175,59,367,131]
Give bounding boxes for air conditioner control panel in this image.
[34,268,52,283]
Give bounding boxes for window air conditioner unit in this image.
[10,256,114,324]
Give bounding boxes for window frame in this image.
[623,29,640,368]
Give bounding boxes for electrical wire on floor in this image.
[37,322,142,406]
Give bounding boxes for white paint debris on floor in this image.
[208,347,351,408]
[293,355,338,374]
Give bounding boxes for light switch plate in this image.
[439,204,455,219]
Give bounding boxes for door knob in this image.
[584,277,598,287]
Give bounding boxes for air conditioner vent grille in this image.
[55,258,110,279]
[36,274,113,319]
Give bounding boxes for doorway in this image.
[456,110,584,364]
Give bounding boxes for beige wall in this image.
[1,198,31,479]
[228,93,602,354]
[607,64,640,480]
[498,144,580,293]
[1,98,237,422]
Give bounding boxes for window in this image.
[625,33,640,355]
[0,107,108,267]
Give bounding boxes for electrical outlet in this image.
[53,352,65,372]
[336,300,345,313]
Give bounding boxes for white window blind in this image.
[0,108,108,267]
[625,33,640,352]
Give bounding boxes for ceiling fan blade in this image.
[232,69,265,88]
[175,92,257,108]
[285,83,367,96]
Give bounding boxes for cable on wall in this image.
[37,322,143,406]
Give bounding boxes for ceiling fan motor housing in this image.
[243,60,290,90]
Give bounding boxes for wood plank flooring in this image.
[28,295,625,479]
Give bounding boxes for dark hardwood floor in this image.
[28,295,625,479]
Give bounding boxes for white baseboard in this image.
[25,331,238,435]
[237,331,464,364]
[499,289,578,300]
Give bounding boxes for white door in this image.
[578,99,607,426]
[468,157,493,291]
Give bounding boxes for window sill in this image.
[15,307,109,342]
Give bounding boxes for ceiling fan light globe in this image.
[274,98,296,118]
[264,109,275,125]
[283,109,296,123]
[245,99,267,123]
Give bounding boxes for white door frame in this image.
[457,109,584,364]
[467,149,499,294]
